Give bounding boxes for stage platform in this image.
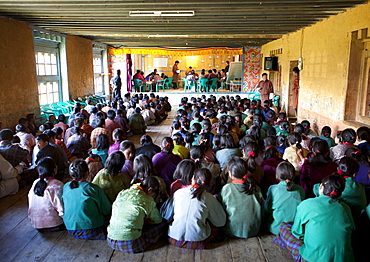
[130,88,280,107]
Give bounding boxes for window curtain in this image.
[126,54,132,93]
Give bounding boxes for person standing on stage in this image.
[111,69,122,99]
[225,61,230,73]
[256,73,274,103]
[172,61,180,89]
[292,67,300,114]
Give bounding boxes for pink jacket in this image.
[28,178,64,229]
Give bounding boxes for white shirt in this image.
[168,186,226,241]
[16,131,36,152]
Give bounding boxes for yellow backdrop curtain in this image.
[108,46,243,56]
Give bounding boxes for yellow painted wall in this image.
[0,17,39,129]
[262,2,370,128]
[0,18,96,129]
[140,54,231,77]
[66,35,94,99]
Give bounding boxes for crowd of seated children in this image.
[0,93,170,198]
[2,93,370,260]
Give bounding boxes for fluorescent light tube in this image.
[129,11,195,17]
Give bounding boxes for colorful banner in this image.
[243,47,261,91]
[108,45,243,56]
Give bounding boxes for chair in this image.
[39,104,54,117]
[230,80,242,92]
[164,77,173,89]
[198,78,208,92]
[184,78,196,92]
[208,78,219,92]
[133,79,145,92]
[57,101,73,114]
[156,80,165,92]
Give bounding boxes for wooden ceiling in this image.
[0,0,367,47]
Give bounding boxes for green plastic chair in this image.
[156,80,165,92]
[208,78,219,92]
[40,104,54,116]
[133,79,145,92]
[198,78,208,92]
[165,77,174,89]
[57,101,73,114]
[184,78,196,92]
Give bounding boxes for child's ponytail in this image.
[345,147,370,167]
[161,137,174,154]
[243,142,259,173]
[321,174,345,202]
[321,126,331,138]
[263,145,278,161]
[69,159,89,189]
[34,157,56,197]
[228,156,257,195]
[276,161,295,191]
[198,133,210,152]
[288,132,302,148]
[191,168,211,200]
[337,156,360,178]
[189,145,204,170]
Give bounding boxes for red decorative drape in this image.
[243,47,261,91]
[126,54,132,93]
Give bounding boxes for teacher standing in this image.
[292,67,300,114]
[256,73,274,102]
[172,60,180,89]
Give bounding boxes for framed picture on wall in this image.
[153,58,168,68]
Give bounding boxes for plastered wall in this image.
[66,35,94,100]
[0,17,96,129]
[0,17,39,129]
[139,54,231,76]
[262,2,370,132]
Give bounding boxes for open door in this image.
[288,61,299,117]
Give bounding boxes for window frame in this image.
[34,40,62,105]
[93,48,105,94]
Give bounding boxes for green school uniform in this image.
[62,181,112,230]
[292,195,355,262]
[219,181,264,238]
[265,181,305,235]
[92,169,131,203]
[313,177,366,220]
[318,135,336,148]
[108,185,162,241]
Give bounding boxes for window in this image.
[93,49,104,94]
[35,47,60,105]
[33,29,64,106]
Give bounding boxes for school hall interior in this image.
[0,1,370,261]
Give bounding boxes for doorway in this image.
[288,61,299,117]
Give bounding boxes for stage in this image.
[130,88,279,107]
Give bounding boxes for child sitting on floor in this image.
[91,133,109,165]
[108,129,125,155]
[168,168,226,249]
[170,159,195,195]
[28,157,64,231]
[283,132,309,173]
[313,157,366,222]
[62,159,111,240]
[318,126,336,148]
[107,176,166,253]
[218,156,264,238]
[92,151,130,203]
[275,174,355,262]
[265,161,305,235]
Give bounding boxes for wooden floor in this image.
[0,108,294,262]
